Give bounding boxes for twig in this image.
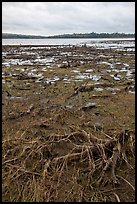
[100,187,126,193]
[117,175,135,191]
[101,131,113,140]
[113,192,120,202]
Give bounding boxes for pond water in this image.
[2,38,135,49]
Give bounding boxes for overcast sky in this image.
[2,2,135,36]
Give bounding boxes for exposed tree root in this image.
[2,128,135,201]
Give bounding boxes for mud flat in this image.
[2,42,135,202]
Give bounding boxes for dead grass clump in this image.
[2,128,135,202]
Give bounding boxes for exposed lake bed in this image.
[2,39,135,202]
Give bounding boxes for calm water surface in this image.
[2,38,135,49]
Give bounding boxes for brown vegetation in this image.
[2,43,135,202]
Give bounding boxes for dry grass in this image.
[2,120,135,202]
[2,44,135,202]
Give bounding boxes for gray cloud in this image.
[2,2,135,35]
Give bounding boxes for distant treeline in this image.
[2,32,135,39]
[2,33,46,39]
[48,32,135,38]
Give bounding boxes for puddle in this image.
[98,54,106,58]
[61,52,72,56]
[35,77,45,83]
[64,81,72,84]
[21,51,38,56]
[42,67,47,71]
[75,75,89,80]
[113,76,121,81]
[119,68,129,73]
[2,56,54,66]
[2,62,13,67]
[99,61,114,69]
[128,90,135,94]
[10,96,23,100]
[65,105,73,109]
[18,60,34,66]
[98,61,112,66]
[30,68,37,72]
[91,75,101,81]
[106,87,121,91]
[123,63,129,67]
[126,70,134,78]
[130,85,135,89]
[85,69,93,73]
[126,48,135,52]
[106,69,112,73]
[110,74,121,81]
[33,57,54,64]
[115,62,122,65]
[72,69,80,73]
[75,74,101,81]
[94,87,104,92]
[30,46,47,50]
[63,77,69,81]
[80,60,85,65]
[82,102,96,110]
[46,76,60,84]
[2,52,8,56]
[111,69,120,73]
[27,72,43,78]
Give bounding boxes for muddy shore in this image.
[2,43,135,202]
